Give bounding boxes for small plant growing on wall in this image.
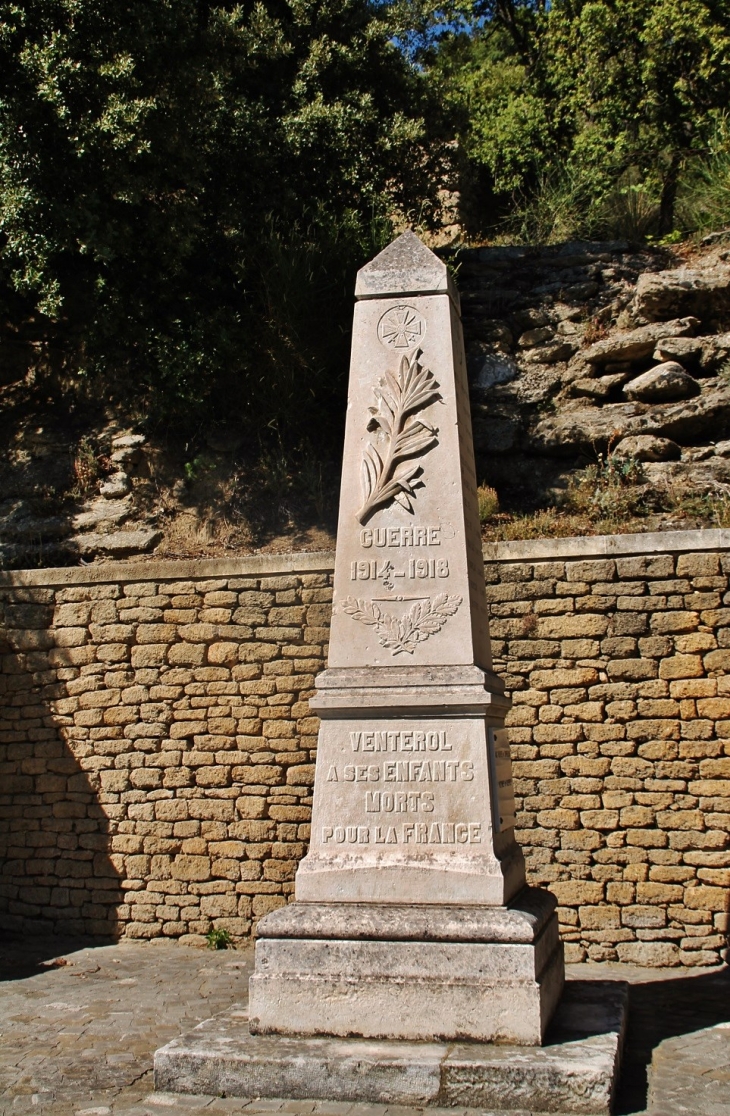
[206,928,232,950]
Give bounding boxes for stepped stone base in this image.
[154,980,628,1115]
[249,890,563,1045]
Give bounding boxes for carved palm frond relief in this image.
[341,593,462,655]
[356,350,441,525]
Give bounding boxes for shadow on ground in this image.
[614,966,730,1114]
[0,930,110,981]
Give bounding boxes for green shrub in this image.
[0,1,448,451]
[206,928,232,951]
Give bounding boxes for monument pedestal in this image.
[249,890,564,1045]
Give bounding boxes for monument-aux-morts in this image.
[248,230,564,1044]
[156,234,626,1113]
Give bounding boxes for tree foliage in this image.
[407,0,730,239]
[0,0,447,439]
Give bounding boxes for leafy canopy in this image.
[396,0,730,238]
[0,0,446,437]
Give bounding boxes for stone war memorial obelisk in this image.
[155,232,627,1113]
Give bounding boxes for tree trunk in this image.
[658,153,681,236]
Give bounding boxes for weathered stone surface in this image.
[256,888,557,943]
[154,980,627,1113]
[70,527,162,557]
[653,336,704,364]
[249,933,564,1043]
[519,326,554,348]
[572,373,630,400]
[634,265,730,322]
[72,497,132,531]
[530,384,730,453]
[99,471,131,498]
[583,319,699,366]
[522,339,576,364]
[354,228,458,304]
[469,349,519,392]
[623,362,699,402]
[249,892,564,1044]
[613,434,681,461]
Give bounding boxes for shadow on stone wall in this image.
[0,590,123,939]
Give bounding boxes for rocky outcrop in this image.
[3,237,730,567]
[613,434,680,462]
[456,238,730,506]
[582,318,698,366]
[634,265,730,322]
[0,422,162,568]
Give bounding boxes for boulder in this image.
[714,439,730,457]
[99,472,131,499]
[528,385,730,454]
[634,265,730,323]
[469,350,519,392]
[623,362,699,402]
[111,432,146,450]
[511,307,551,331]
[528,403,646,456]
[642,456,730,489]
[583,318,699,365]
[522,340,576,364]
[652,337,704,364]
[111,432,146,468]
[518,326,553,348]
[647,384,730,442]
[71,528,162,558]
[699,332,730,371]
[571,373,629,400]
[0,499,71,540]
[72,497,131,531]
[613,435,681,462]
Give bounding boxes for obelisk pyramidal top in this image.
[327,230,492,671]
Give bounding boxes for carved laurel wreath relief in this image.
[341,593,462,656]
[356,349,441,526]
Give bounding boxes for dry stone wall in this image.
[484,533,730,967]
[0,555,331,944]
[1,534,729,965]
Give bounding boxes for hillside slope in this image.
[2,234,730,568]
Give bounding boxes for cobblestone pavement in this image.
[0,937,727,1116]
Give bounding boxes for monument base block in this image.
[249,889,563,1045]
[154,980,628,1116]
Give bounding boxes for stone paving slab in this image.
[0,936,728,1116]
[153,983,627,1113]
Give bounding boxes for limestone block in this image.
[250,893,563,1045]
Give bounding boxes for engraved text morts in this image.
[248,231,565,1043]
